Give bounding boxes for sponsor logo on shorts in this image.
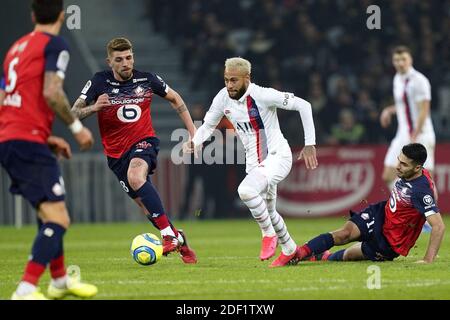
[52,181,65,196]
[136,141,152,149]
[43,227,54,237]
[361,213,370,220]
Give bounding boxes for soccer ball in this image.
[130,233,163,266]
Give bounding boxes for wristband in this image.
[69,119,83,134]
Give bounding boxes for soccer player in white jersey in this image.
[184,57,318,267]
[380,46,436,190]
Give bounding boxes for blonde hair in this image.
[225,57,251,75]
[107,37,132,57]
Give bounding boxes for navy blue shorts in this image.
[0,140,65,208]
[349,201,399,261]
[107,137,160,199]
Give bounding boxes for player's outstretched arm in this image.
[418,213,446,263]
[43,72,94,151]
[271,90,318,169]
[164,88,196,138]
[183,91,224,155]
[71,94,111,120]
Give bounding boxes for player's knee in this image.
[237,183,258,201]
[342,249,353,261]
[127,172,146,191]
[39,201,70,228]
[332,229,352,245]
[266,198,276,213]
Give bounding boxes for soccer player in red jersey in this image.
[0,0,97,299]
[71,38,198,263]
[291,143,445,264]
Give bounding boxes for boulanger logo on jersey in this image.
[116,104,142,122]
[277,146,379,217]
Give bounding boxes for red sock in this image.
[50,255,66,279]
[299,245,312,259]
[22,261,46,285]
[152,214,171,230]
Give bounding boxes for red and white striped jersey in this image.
[393,67,434,137]
[194,83,314,173]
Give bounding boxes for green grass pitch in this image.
[1,217,449,300]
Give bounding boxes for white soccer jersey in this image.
[193,83,315,172]
[393,67,434,137]
[385,67,436,170]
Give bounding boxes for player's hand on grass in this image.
[75,127,94,151]
[48,135,72,160]
[94,93,111,112]
[298,145,318,170]
[415,259,431,264]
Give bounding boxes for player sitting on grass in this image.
[294,143,445,264]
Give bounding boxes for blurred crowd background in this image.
[148,0,450,145]
[1,0,450,223]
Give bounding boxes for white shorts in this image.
[248,148,293,200]
[384,132,435,170]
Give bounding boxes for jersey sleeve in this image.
[44,36,70,80]
[257,86,296,110]
[148,73,169,97]
[414,76,431,103]
[191,90,225,147]
[79,73,103,105]
[204,90,225,126]
[411,186,440,218]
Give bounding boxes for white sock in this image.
[243,195,276,237]
[177,233,184,245]
[16,281,37,296]
[51,275,67,289]
[238,172,276,237]
[267,198,296,255]
[160,226,175,237]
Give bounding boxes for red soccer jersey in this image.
[79,70,168,158]
[0,31,70,144]
[383,169,439,256]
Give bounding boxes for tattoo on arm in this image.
[44,72,76,125]
[71,98,97,120]
[175,104,187,114]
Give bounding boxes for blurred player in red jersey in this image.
[292,143,445,264]
[0,0,97,299]
[71,38,197,263]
